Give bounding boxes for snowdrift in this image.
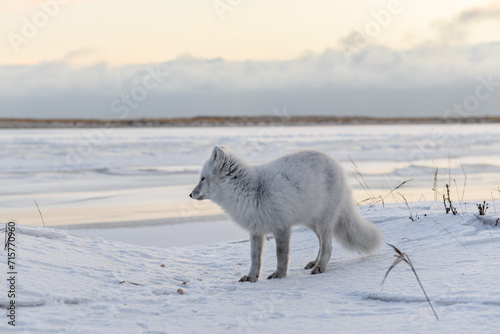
[1,202,500,333]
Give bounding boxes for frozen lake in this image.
[1,124,499,227]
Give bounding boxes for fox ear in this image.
[210,146,225,161]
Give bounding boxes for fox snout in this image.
[189,188,206,200]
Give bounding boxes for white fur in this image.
[190,146,383,282]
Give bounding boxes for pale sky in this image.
[1,0,499,65]
[1,0,500,119]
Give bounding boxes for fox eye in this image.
[201,177,205,181]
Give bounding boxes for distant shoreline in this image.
[1,116,499,129]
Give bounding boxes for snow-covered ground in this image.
[1,203,500,333]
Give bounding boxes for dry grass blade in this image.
[454,179,465,216]
[433,166,439,201]
[387,243,403,256]
[432,219,466,249]
[382,244,405,284]
[119,280,142,286]
[398,192,418,221]
[349,156,414,209]
[360,180,414,209]
[34,199,46,227]
[460,165,467,203]
[491,192,497,213]
[382,243,439,321]
[447,153,451,187]
[382,256,404,284]
[349,156,375,200]
[3,223,8,250]
[384,179,413,201]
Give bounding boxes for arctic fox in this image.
[189,146,383,282]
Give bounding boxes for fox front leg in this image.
[239,234,264,283]
[267,228,290,279]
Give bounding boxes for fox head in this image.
[189,145,234,201]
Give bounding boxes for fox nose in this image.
[189,193,192,198]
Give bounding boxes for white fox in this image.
[190,146,382,282]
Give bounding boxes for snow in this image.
[68,219,249,248]
[1,203,500,333]
[1,124,500,227]
[1,124,500,332]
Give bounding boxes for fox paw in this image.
[304,261,316,270]
[239,275,258,283]
[267,271,287,279]
[310,266,326,275]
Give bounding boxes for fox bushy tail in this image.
[333,198,383,253]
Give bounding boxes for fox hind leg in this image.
[304,225,321,269]
[310,222,333,275]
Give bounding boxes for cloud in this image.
[0,0,97,12]
[1,43,500,119]
[433,2,500,43]
[61,48,105,66]
[62,48,98,61]
[456,2,500,22]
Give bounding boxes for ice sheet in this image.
[1,124,499,226]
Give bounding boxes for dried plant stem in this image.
[454,179,465,216]
[432,219,466,249]
[460,165,467,203]
[383,244,439,321]
[443,184,458,215]
[447,154,451,188]
[399,192,417,221]
[34,199,46,227]
[119,281,142,286]
[491,192,497,213]
[433,167,439,201]
[349,156,375,200]
[476,201,488,216]
[4,223,8,250]
[383,180,413,202]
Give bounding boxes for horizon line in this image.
[1,115,499,129]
